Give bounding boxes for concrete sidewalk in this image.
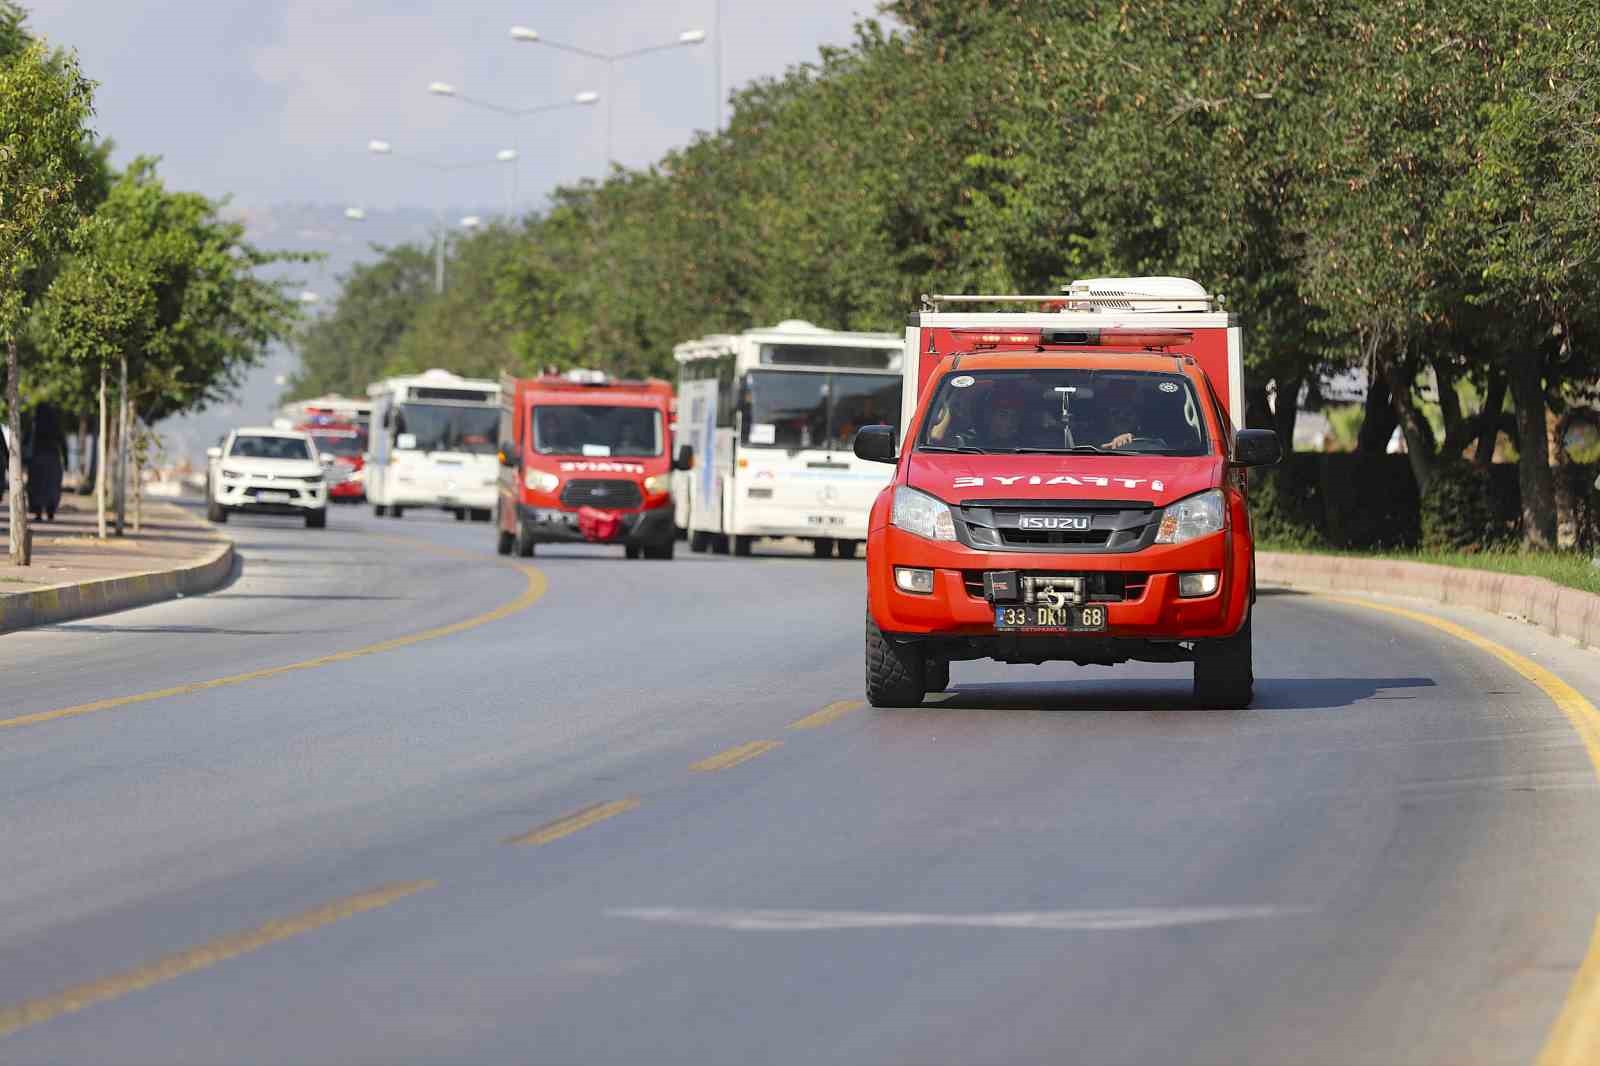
[0,494,234,633]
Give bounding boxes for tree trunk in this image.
[77,412,89,479]
[1473,372,1506,466]
[1507,351,1557,548]
[1357,365,1399,454]
[6,335,28,565]
[115,355,127,535]
[132,406,142,534]
[1272,375,1301,451]
[1432,358,1464,458]
[1551,407,1576,549]
[97,365,107,539]
[1385,357,1435,492]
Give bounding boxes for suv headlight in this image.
[1154,489,1226,544]
[643,474,671,496]
[220,467,243,480]
[891,485,957,542]
[525,470,559,493]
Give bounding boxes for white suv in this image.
[207,428,329,528]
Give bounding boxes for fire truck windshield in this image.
[919,369,1208,456]
[532,405,663,457]
[309,430,365,457]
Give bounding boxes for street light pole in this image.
[426,86,599,216]
[509,26,706,171]
[366,139,510,291]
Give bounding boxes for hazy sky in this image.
[26,1,887,214]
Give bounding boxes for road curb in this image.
[0,536,235,635]
[1258,551,1600,652]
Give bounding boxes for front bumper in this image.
[215,478,327,513]
[517,500,675,545]
[868,526,1249,653]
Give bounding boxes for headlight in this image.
[220,467,243,480]
[891,485,957,542]
[643,474,671,495]
[525,469,559,493]
[1154,489,1226,544]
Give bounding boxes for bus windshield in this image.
[394,403,498,455]
[917,369,1209,456]
[740,370,900,452]
[532,406,663,457]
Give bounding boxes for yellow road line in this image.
[1319,593,1600,1065]
[788,699,865,731]
[0,880,434,1040]
[0,561,546,732]
[690,739,782,772]
[505,797,639,846]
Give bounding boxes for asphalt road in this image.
[3,501,1600,1065]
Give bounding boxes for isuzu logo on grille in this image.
[1018,514,1092,531]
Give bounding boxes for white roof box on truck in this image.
[1063,276,1215,313]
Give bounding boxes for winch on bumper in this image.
[515,500,675,546]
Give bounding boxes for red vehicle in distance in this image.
[495,371,690,559]
[296,417,369,502]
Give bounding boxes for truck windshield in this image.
[532,406,663,457]
[308,430,365,457]
[394,403,499,455]
[918,369,1209,456]
[741,370,901,451]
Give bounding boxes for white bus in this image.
[366,369,500,521]
[672,320,904,558]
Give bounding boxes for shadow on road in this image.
[43,623,308,636]
[922,675,1436,713]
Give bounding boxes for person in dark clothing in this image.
[0,420,9,505]
[25,402,66,522]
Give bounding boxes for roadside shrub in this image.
[1320,453,1419,549]
[1421,462,1514,552]
[1250,454,1324,548]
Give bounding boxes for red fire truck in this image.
[495,371,689,559]
[855,277,1281,708]
[296,417,369,502]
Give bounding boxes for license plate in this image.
[995,604,1107,632]
[257,491,292,503]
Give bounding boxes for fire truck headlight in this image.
[525,470,559,493]
[891,486,957,542]
[643,474,671,496]
[1154,489,1225,544]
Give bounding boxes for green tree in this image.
[0,38,95,563]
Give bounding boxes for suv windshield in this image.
[740,370,900,451]
[532,405,663,457]
[228,435,314,461]
[394,403,498,454]
[918,369,1209,456]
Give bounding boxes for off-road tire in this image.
[454,508,467,521]
[812,538,834,558]
[305,507,327,529]
[865,614,926,707]
[644,540,675,560]
[207,499,228,524]
[1193,616,1254,709]
[835,539,859,560]
[514,525,536,557]
[734,535,755,557]
[625,544,642,560]
[924,657,950,694]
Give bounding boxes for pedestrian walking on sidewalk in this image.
[25,402,65,522]
[0,420,9,505]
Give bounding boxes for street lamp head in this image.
[509,25,539,42]
[574,90,600,105]
[367,139,392,154]
[678,29,707,45]
[460,216,482,229]
[427,81,457,96]
[344,207,367,221]
[496,148,519,162]
[298,290,322,304]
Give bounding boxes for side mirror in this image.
[854,424,898,464]
[673,444,695,471]
[206,446,222,460]
[1232,428,1282,467]
[498,447,520,468]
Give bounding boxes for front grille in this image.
[957,498,1158,554]
[561,478,643,509]
[964,571,1149,603]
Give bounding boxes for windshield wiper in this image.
[919,444,990,454]
[1000,445,1112,454]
